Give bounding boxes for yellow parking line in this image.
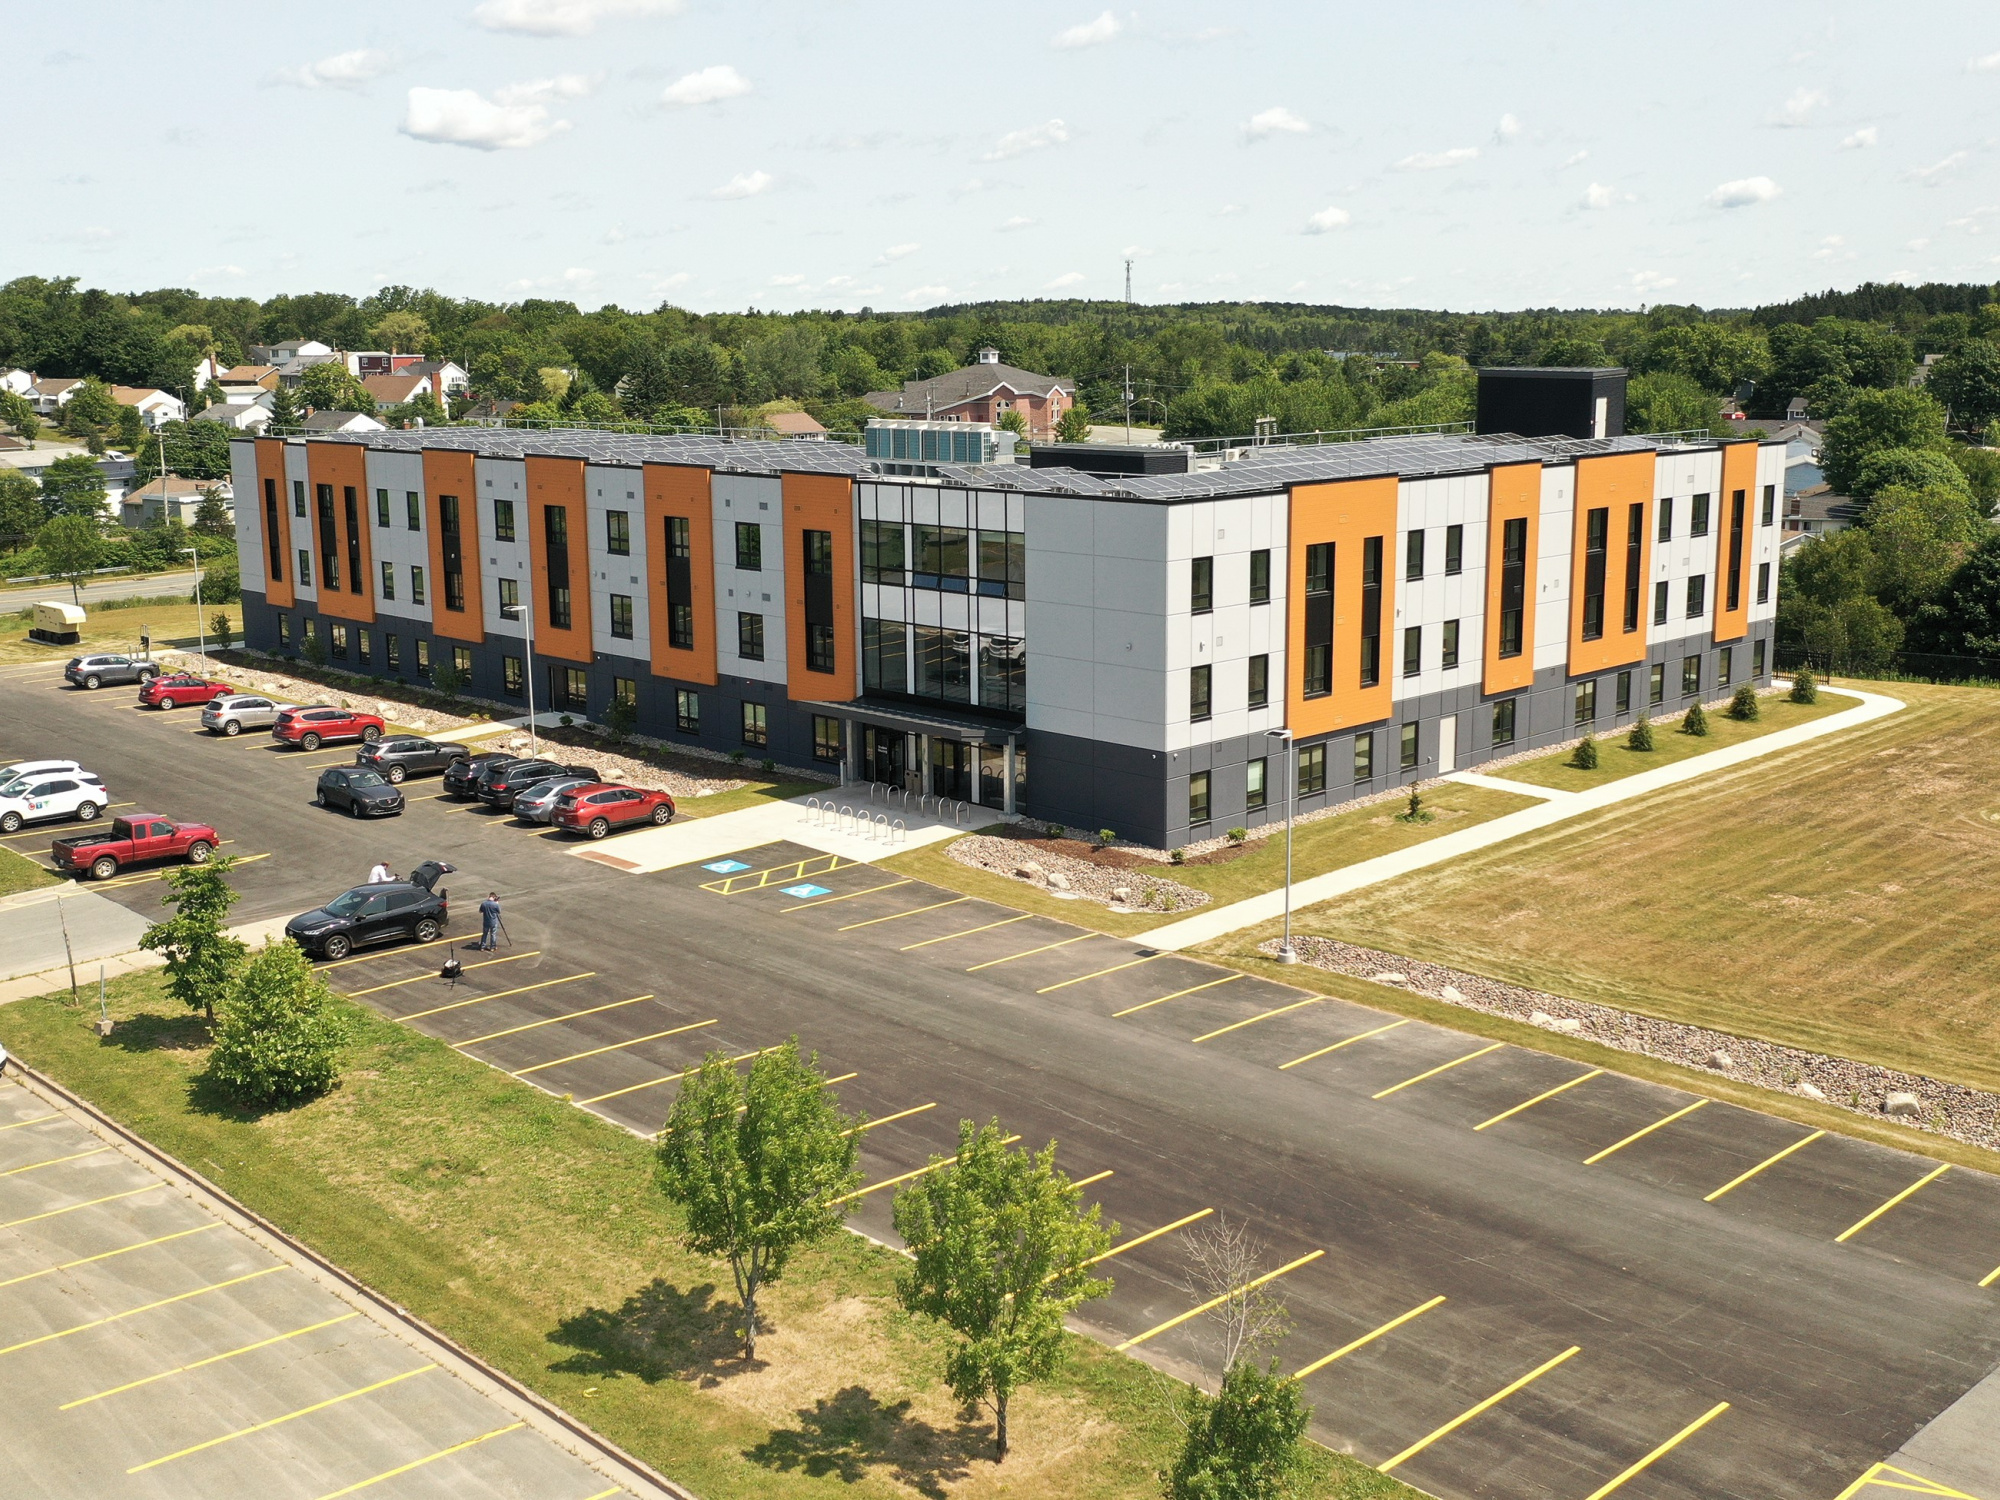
[966,933,1092,972]
[1376,1345,1581,1474]
[315,940,469,972]
[838,896,972,932]
[1836,1164,1951,1244]
[1071,1169,1113,1189]
[578,1490,624,1500]
[346,951,534,997]
[1584,1098,1709,1164]
[845,1102,936,1135]
[901,913,1032,950]
[1278,1018,1410,1070]
[1581,1401,1731,1500]
[96,852,269,890]
[0,1147,110,1178]
[1832,1461,1984,1500]
[0,1223,220,1289]
[580,1047,778,1107]
[703,853,853,895]
[1292,1295,1447,1381]
[458,993,651,1046]
[1474,1070,1606,1132]
[829,1134,1024,1204]
[1036,951,1167,995]
[0,1113,59,1131]
[1372,1042,1505,1100]
[1082,1208,1213,1269]
[0,1185,161,1229]
[781,879,911,912]
[1112,974,1242,1018]
[1115,1251,1324,1351]
[128,1364,437,1472]
[400,971,596,1022]
[310,1422,527,1500]
[1980,1261,2000,1289]
[511,1018,717,1076]
[1192,997,1319,1044]
[0,1266,285,1358]
[61,1312,363,1409]
[1704,1130,1825,1203]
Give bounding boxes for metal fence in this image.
[1775,642,2000,687]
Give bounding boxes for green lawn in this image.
[0,598,241,665]
[1488,691,1843,792]
[0,845,60,896]
[0,975,1411,1500]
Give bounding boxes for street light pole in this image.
[184,546,206,659]
[502,567,538,760]
[1265,727,1298,964]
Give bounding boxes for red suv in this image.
[272,706,386,751]
[553,783,675,838]
[139,674,234,711]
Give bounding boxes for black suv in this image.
[355,737,469,784]
[443,753,519,800]
[315,766,405,818]
[475,758,597,811]
[286,860,455,961]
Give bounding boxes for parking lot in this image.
[4,655,1999,1499]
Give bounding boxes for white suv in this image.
[0,771,108,834]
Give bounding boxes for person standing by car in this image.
[478,892,501,951]
[368,860,395,884]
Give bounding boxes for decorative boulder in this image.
[1440,986,1467,1003]
[1883,1091,1922,1118]
[1798,1081,1827,1101]
[1047,871,1071,891]
[1110,886,1133,905]
[1707,1050,1734,1069]
[1530,1010,1557,1027]
[1372,972,1407,985]
[1554,1018,1583,1034]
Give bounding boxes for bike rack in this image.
[872,811,889,841]
[891,818,906,846]
[804,796,821,825]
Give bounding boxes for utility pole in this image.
[1124,258,1132,304]
[1123,364,1134,443]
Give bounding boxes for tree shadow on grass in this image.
[102,1010,209,1055]
[744,1386,987,1498]
[548,1278,751,1387]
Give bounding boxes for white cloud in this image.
[984,119,1069,160]
[1053,10,1120,48]
[1811,234,1848,261]
[998,216,1038,231]
[1946,206,1999,230]
[1304,205,1351,233]
[1707,175,1781,208]
[278,49,398,91]
[494,74,598,106]
[1561,149,1589,168]
[711,169,771,199]
[1771,86,1827,127]
[471,0,679,36]
[1046,271,1086,289]
[197,264,248,278]
[877,243,920,263]
[1579,182,1632,210]
[647,271,692,290]
[1393,146,1478,171]
[400,87,571,151]
[1631,270,1678,293]
[1969,50,2000,71]
[1495,112,1522,143]
[660,65,750,108]
[1909,151,1967,183]
[1840,126,1878,150]
[903,285,951,303]
[1907,237,1931,251]
[769,273,806,286]
[1244,106,1309,140]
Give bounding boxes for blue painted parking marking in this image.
[702,859,752,873]
[780,883,832,899]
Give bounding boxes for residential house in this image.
[191,354,230,391]
[298,409,386,434]
[248,339,334,367]
[461,396,521,425]
[1781,484,1861,552]
[121,475,232,529]
[218,366,281,403]
[403,359,468,397]
[110,386,187,430]
[0,444,136,509]
[194,401,275,433]
[761,410,827,439]
[29,378,82,416]
[864,347,1076,440]
[361,373,434,412]
[0,369,35,399]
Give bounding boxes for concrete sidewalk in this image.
[0,911,292,1006]
[1138,684,1906,951]
[1875,1356,2000,1497]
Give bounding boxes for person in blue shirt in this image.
[478,892,501,951]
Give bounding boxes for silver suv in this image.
[510,775,599,824]
[64,654,158,690]
[201,693,297,737]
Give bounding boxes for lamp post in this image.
[1264,727,1298,964]
[184,547,206,659]
[500,571,539,760]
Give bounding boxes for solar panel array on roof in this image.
[303,426,874,477]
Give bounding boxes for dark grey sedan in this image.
[314,766,405,818]
[354,736,469,784]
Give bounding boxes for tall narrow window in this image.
[545,504,571,629]
[1247,653,1269,710]
[1682,655,1701,696]
[1718,645,1733,687]
[1686,574,1706,619]
[1400,722,1419,770]
[676,689,700,734]
[357,629,371,667]
[1405,530,1425,581]
[606,510,630,556]
[804,528,835,674]
[665,516,693,650]
[410,565,425,606]
[439,493,466,613]
[613,676,637,714]
[376,488,390,527]
[1574,679,1596,725]
[741,701,768,747]
[1359,536,1383,688]
[503,656,523,697]
[1353,732,1374,782]
[1492,697,1517,747]
[1249,549,1270,604]
[1402,625,1422,678]
[1303,541,1332,697]
[1444,524,1463,575]
[1690,493,1711,538]
[1189,664,1212,722]
[1754,638,1768,677]
[1188,771,1211,826]
[385,633,400,672]
[343,487,362,594]
[1616,669,1632,714]
[293,480,306,518]
[1761,484,1776,526]
[1756,561,1771,605]
[497,576,518,614]
[380,560,394,600]
[298,549,311,587]
[1190,555,1213,614]
[863,618,907,693]
[1657,497,1673,544]
[316,484,338,591]
[1581,506,1608,641]
[1653,580,1669,626]
[1441,618,1460,669]
[735,521,762,571]
[861,520,904,584]
[1725,489,1746,613]
[610,594,634,640]
[454,646,474,678]
[1650,662,1665,705]
[1623,503,1643,633]
[406,491,420,531]
[808,624,835,673]
[813,715,841,763]
[738,612,765,661]
[263,478,282,581]
[1499,516,1527,658]
[1246,757,1267,812]
[493,498,516,542]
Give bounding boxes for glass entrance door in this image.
[862,726,907,787]
[930,739,972,800]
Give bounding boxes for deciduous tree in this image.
[1862,482,1985,615]
[1820,388,1949,495]
[1926,339,2000,432]
[36,513,103,602]
[139,854,246,1021]
[370,310,429,354]
[1165,1359,1312,1500]
[205,939,348,1106]
[298,360,375,415]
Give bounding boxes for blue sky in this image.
[15,1,2000,314]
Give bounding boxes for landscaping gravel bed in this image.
[1268,934,2000,1149]
[948,834,1212,914]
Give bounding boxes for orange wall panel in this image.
[253,438,293,611]
[421,448,484,643]
[783,472,859,701]
[1712,441,1758,644]
[1482,463,1541,695]
[1566,451,1654,676]
[304,442,375,625]
[1286,476,1397,738]
[522,456,593,666]
[644,463,718,686]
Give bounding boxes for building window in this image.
[808,622,836,673]
[1690,493,1710,538]
[439,493,466,613]
[357,629,371,667]
[1359,536,1383,688]
[1305,541,1331,596]
[330,622,348,659]
[1303,541,1333,698]
[498,575,519,615]
[915,625,972,703]
[503,656,523,697]
[741,700,768,747]
[1247,653,1269,710]
[979,637,1025,712]
[1650,662,1665,705]
[863,617,907,693]
[277,613,291,647]
[1298,743,1326,795]
[1499,516,1527,658]
[410,565,426,606]
[806,528,834,576]
[1725,490,1746,613]
[670,602,694,650]
[1581,506,1608,641]
[548,584,571,630]
[1756,561,1771,605]
[861,520,905,584]
[1441,618,1460,669]
[1718,646,1733,687]
[380,561,394,600]
[1249,549,1270,604]
[1616,669,1632,715]
[1754,638,1767,677]
[416,638,429,671]
[1685,574,1706,619]
[1761,485,1776,526]
[1405,530,1425,581]
[453,646,473,677]
[1246,757,1268,812]
[735,521,762,571]
[298,549,311,587]
[559,667,588,711]
[1624,503,1644,633]
[292,480,306,518]
[1191,556,1213,614]
[1188,771,1211,825]
[1682,654,1701,696]
[1353,732,1374,782]
[302,616,317,648]
[1492,697,1517,747]
[1575,679,1596,725]
[676,689,700,735]
[263,479,283,581]
[1444,524,1463,576]
[1400,722,1419,770]
[913,524,969,590]
[668,515,691,558]
[343,487,362,594]
[493,498,515,542]
[812,714,841,762]
[1657,497,1673,543]
[385,633,399,672]
[613,676,636,713]
[606,510,630,556]
[1653,580,1669,626]
[610,594,634,640]
[406,491,420,531]
[1402,625,1422,678]
[738,612,765,661]
[376,488,390,527]
[316,484,338,590]
[1190,664,1212,722]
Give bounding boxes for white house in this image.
[248,339,333,366]
[110,386,187,430]
[29,378,82,415]
[120,475,233,529]
[193,401,274,433]
[299,409,385,434]
[0,369,35,399]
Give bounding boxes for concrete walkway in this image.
[0,912,293,1006]
[1444,769,1574,799]
[1873,1357,2000,1497]
[1138,684,1906,951]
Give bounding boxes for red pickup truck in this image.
[51,813,219,881]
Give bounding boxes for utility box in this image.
[1029,443,1190,478]
[1476,367,1627,440]
[28,600,84,646]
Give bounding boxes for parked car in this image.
[139,674,234,711]
[442,752,517,800]
[64,654,158,690]
[272,706,386,751]
[314,766,405,818]
[553,783,676,839]
[509,775,600,825]
[51,813,218,881]
[285,860,454,961]
[354,737,469,784]
[0,759,89,786]
[201,694,298,737]
[476,758,598,812]
[0,770,109,833]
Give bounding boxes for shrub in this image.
[1682,702,1710,736]
[210,612,234,651]
[1166,1358,1312,1500]
[1628,714,1655,751]
[1046,823,1066,840]
[1397,788,1433,823]
[760,758,775,772]
[1790,667,1819,704]
[1728,684,1760,720]
[301,629,328,667]
[204,939,348,1107]
[558,713,575,728]
[603,696,638,740]
[1226,827,1248,845]
[1170,847,1187,865]
[1096,828,1117,848]
[1570,733,1600,770]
